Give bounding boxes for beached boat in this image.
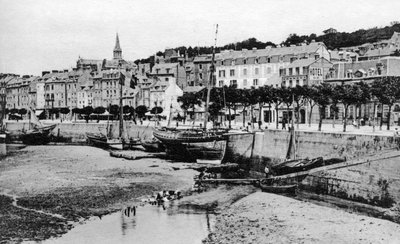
[153,25,229,164]
[260,182,297,194]
[141,138,165,152]
[86,132,124,150]
[20,124,57,145]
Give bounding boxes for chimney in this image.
[42,71,50,76]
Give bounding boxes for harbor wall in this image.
[5,121,154,142]
[302,154,400,209]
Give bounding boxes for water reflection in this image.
[35,202,215,244]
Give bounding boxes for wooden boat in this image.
[86,132,123,150]
[141,138,165,152]
[153,127,228,163]
[20,124,56,145]
[260,182,297,194]
[152,26,228,164]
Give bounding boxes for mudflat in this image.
[203,192,400,244]
[0,145,197,242]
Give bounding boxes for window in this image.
[296,79,299,86]
[231,60,235,65]
[243,79,247,87]
[166,68,170,73]
[165,77,169,81]
[229,80,237,86]
[199,73,203,80]
[219,70,226,78]
[219,80,224,87]
[156,69,160,74]
[302,67,307,75]
[267,58,271,63]
[315,54,320,59]
[243,59,247,64]
[253,79,258,86]
[255,68,259,75]
[255,58,259,64]
[243,69,247,76]
[199,64,202,70]
[289,79,293,87]
[230,69,235,76]
[295,67,300,75]
[289,68,293,76]
[51,85,54,90]
[266,67,272,74]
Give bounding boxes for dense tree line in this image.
[135,22,400,65]
[178,77,400,132]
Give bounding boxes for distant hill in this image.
[283,22,400,49]
[135,22,400,64]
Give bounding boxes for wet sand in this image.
[0,145,197,242]
[2,145,400,243]
[203,192,400,244]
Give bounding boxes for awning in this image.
[35,109,44,116]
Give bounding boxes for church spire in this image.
[113,33,122,60]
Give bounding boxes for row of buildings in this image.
[2,32,400,124]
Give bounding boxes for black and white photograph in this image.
[1,0,400,243]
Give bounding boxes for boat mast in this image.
[119,65,123,139]
[203,24,218,130]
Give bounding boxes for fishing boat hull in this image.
[153,128,228,163]
[141,139,165,152]
[20,124,56,145]
[86,132,123,150]
[260,183,297,194]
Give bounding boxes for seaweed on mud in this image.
[0,195,70,243]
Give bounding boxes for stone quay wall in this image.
[5,121,154,142]
[6,121,400,208]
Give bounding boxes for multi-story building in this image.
[150,62,187,90]
[193,55,212,86]
[215,41,330,89]
[325,57,400,124]
[280,57,333,87]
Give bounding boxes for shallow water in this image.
[34,203,215,244]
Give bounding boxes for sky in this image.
[1,0,400,76]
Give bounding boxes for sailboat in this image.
[86,69,137,150]
[19,108,57,145]
[153,25,230,164]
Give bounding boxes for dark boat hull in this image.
[141,140,165,152]
[153,128,228,163]
[86,133,123,150]
[20,124,56,145]
[260,183,297,194]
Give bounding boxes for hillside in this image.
[135,22,400,64]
